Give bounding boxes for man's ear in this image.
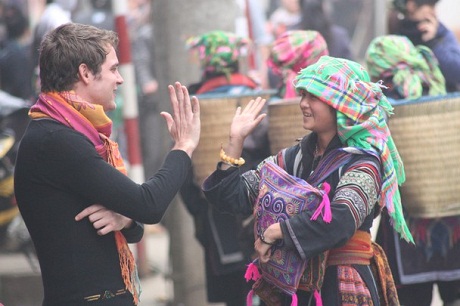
[78,63,91,85]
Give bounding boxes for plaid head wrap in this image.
[186,30,249,79]
[365,35,446,99]
[294,56,413,243]
[267,30,328,98]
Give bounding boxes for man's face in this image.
[406,2,434,22]
[86,46,124,111]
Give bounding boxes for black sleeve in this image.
[121,221,144,243]
[39,127,192,224]
[202,165,254,216]
[179,167,208,217]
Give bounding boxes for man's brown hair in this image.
[39,23,119,92]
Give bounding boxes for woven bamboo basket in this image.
[389,93,460,218]
[192,91,274,187]
[268,98,310,154]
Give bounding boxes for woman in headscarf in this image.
[267,30,328,99]
[185,30,259,95]
[365,34,446,100]
[367,35,460,306]
[202,56,412,305]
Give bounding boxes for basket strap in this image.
[196,73,258,94]
[308,149,355,186]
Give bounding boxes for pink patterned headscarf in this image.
[267,30,328,98]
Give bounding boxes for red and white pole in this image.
[111,0,148,276]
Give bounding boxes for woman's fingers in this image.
[254,238,272,263]
[241,97,266,115]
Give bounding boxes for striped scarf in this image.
[267,30,329,98]
[365,35,446,99]
[29,91,141,304]
[294,56,413,243]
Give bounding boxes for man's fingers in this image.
[168,84,180,122]
[160,112,174,133]
[75,204,104,221]
[96,226,111,236]
[175,82,185,103]
[191,95,200,115]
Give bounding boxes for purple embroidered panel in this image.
[254,161,326,295]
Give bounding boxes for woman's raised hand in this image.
[229,97,267,144]
[222,97,267,164]
[161,82,201,157]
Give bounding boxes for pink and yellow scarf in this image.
[29,91,140,304]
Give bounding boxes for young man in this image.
[14,23,200,306]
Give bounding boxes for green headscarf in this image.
[295,56,413,243]
[186,30,249,79]
[365,35,446,99]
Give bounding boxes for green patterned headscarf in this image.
[365,35,446,99]
[295,56,413,243]
[186,30,249,79]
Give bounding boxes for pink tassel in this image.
[246,289,254,306]
[314,290,323,306]
[310,182,332,223]
[244,262,261,282]
[290,293,298,306]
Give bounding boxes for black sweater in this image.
[14,119,191,305]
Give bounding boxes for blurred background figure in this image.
[235,0,273,89]
[366,34,460,306]
[389,0,460,92]
[297,0,353,60]
[126,0,158,101]
[0,1,35,271]
[186,30,259,95]
[0,3,33,102]
[126,0,163,180]
[365,34,446,100]
[267,29,328,99]
[267,0,301,39]
[73,0,114,30]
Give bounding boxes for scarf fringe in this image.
[115,232,140,304]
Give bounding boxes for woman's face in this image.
[299,90,337,133]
